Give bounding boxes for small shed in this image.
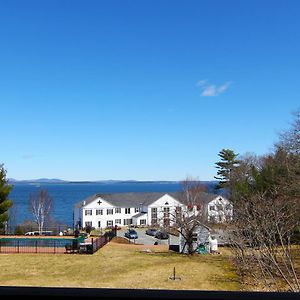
[179,222,211,254]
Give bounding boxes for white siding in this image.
[207,196,232,223]
[148,194,185,227]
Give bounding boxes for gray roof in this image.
[74,191,221,208]
[168,191,220,205]
[132,212,147,219]
[74,192,181,208]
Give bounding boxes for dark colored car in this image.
[145,228,158,236]
[124,229,138,239]
[155,231,169,240]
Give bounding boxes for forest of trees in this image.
[215,110,300,292]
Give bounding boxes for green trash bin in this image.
[196,244,208,254]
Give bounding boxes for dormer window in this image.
[165,202,169,205]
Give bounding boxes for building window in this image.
[175,207,182,217]
[115,208,121,214]
[192,233,198,242]
[96,209,103,215]
[115,219,121,224]
[123,219,132,226]
[85,209,92,216]
[98,221,101,228]
[85,221,92,227]
[125,208,131,214]
[151,207,157,217]
[163,218,170,226]
[107,209,114,215]
[209,206,215,211]
[163,207,170,217]
[151,218,158,225]
[107,220,113,227]
[135,207,139,213]
[140,219,146,225]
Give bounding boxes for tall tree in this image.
[29,189,53,234]
[277,109,300,155]
[170,177,208,254]
[229,151,300,292]
[0,164,13,233]
[181,176,207,208]
[226,110,300,291]
[214,148,240,194]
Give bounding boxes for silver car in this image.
[124,229,138,239]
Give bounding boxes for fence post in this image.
[36,240,38,253]
[17,240,20,253]
[54,240,56,254]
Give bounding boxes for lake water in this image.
[9,182,183,227]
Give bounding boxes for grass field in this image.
[0,237,240,291]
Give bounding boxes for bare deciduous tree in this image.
[170,177,209,254]
[229,190,299,291]
[228,150,300,292]
[29,189,53,234]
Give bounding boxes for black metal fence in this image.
[0,236,84,254]
[90,230,116,253]
[0,230,116,254]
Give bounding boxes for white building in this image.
[73,192,232,230]
[205,195,233,223]
[74,192,185,230]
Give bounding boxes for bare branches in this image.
[29,189,53,234]
[228,166,300,291]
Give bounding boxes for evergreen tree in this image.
[214,148,240,192]
[0,164,13,233]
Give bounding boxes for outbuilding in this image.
[179,222,211,254]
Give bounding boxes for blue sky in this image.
[1,0,300,181]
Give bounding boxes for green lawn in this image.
[0,239,240,291]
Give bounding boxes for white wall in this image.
[75,196,142,229]
[207,196,232,223]
[147,194,185,227]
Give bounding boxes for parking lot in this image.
[116,228,179,246]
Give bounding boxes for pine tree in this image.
[0,164,13,233]
[214,149,240,191]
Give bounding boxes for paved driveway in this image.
[116,228,179,246]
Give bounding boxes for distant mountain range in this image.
[8,178,67,183]
[8,178,219,185]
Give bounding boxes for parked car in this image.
[145,228,158,236]
[124,229,138,239]
[155,231,169,240]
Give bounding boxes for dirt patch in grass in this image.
[110,236,131,244]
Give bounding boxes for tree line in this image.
[214,110,300,292]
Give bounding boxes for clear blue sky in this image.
[1,0,300,181]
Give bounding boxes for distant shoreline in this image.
[8,179,218,185]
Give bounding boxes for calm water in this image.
[9,182,182,227]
